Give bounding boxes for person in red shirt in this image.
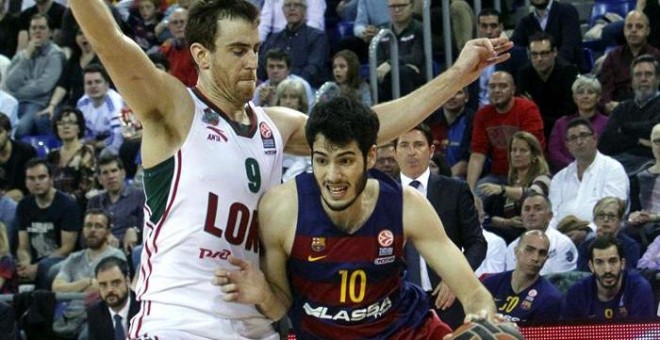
[159,7,197,86]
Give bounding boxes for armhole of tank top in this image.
[143,156,175,224]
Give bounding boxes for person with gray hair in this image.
[548,76,609,172]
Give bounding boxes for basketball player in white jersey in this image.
[69,0,511,338]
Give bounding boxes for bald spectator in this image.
[600,11,660,114]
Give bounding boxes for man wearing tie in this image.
[87,256,140,340]
[395,124,487,329]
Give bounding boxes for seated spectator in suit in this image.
[159,7,197,87]
[87,256,140,340]
[549,117,629,230]
[376,0,425,102]
[599,54,660,174]
[77,64,125,155]
[88,155,145,255]
[577,197,641,272]
[510,0,584,72]
[258,0,329,88]
[0,115,37,202]
[51,209,126,338]
[484,230,562,323]
[516,33,578,139]
[258,0,325,42]
[561,236,654,320]
[126,0,163,53]
[599,11,660,114]
[396,124,486,329]
[16,158,82,290]
[374,142,398,178]
[467,71,545,206]
[549,76,609,172]
[5,13,65,138]
[426,87,473,178]
[253,48,314,108]
[479,132,551,244]
[505,192,577,275]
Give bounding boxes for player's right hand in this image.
[213,256,269,305]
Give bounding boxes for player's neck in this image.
[196,83,250,124]
[326,180,378,234]
[597,279,623,302]
[511,269,539,294]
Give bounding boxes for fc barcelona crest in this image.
[311,237,326,252]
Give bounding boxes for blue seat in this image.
[21,134,61,158]
[588,0,636,27]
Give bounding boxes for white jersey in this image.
[130,89,283,339]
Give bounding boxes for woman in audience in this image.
[548,76,609,172]
[479,131,551,243]
[317,50,372,106]
[46,107,97,209]
[276,79,311,181]
[0,222,17,294]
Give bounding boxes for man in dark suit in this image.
[394,123,487,329]
[510,0,585,72]
[87,256,139,340]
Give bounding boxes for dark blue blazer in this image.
[86,292,140,340]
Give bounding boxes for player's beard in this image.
[596,270,622,290]
[321,166,369,212]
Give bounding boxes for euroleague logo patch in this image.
[260,122,276,152]
[378,230,393,247]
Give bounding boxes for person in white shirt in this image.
[76,64,124,155]
[505,192,578,275]
[476,229,507,277]
[258,0,325,42]
[548,117,629,230]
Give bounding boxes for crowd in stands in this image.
[0,0,659,338]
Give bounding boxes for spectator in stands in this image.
[600,11,660,114]
[87,256,139,340]
[0,114,37,202]
[483,230,562,323]
[51,209,126,338]
[0,221,17,294]
[153,0,195,42]
[16,0,65,52]
[412,0,474,53]
[549,118,629,230]
[374,142,398,178]
[16,158,82,290]
[0,169,17,256]
[127,0,163,53]
[504,192,577,275]
[556,215,593,247]
[376,0,424,102]
[549,76,609,172]
[426,87,473,178]
[159,7,196,87]
[340,0,389,62]
[258,0,325,42]
[0,0,19,59]
[275,79,313,182]
[395,124,486,329]
[474,228,507,277]
[479,132,552,244]
[5,13,65,138]
[561,236,655,320]
[77,64,125,155]
[577,197,641,272]
[329,49,372,106]
[516,33,578,139]
[0,72,19,131]
[474,9,504,109]
[510,0,584,71]
[258,0,329,88]
[87,155,144,255]
[59,4,130,59]
[467,71,545,205]
[46,107,96,209]
[599,54,660,174]
[253,49,313,108]
[40,28,101,118]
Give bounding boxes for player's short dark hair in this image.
[95,256,130,278]
[83,63,111,83]
[631,54,660,77]
[98,154,125,173]
[25,158,52,177]
[529,32,556,50]
[84,208,112,229]
[565,116,595,135]
[52,107,86,140]
[0,114,11,133]
[477,8,503,24]
[186,0,259,52]
[589,236,623,262]
[265,48,292,69]
[306,96,379,159]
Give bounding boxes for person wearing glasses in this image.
[257,0,325,42]
[548,117,629,230]
[159,8,197,86]
[515,32,578,141]
[576,197,640,272]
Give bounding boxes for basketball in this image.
[448,318,524,340]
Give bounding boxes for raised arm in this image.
[69,0,192,166]
[403,187,496,318]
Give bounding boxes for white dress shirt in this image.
[475,230,507,277]
[108,297,130,334]
[258,0,326,42]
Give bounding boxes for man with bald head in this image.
[159,8,197,86]
[483,229,562,323]
[600,11,660,113]
[467,71,545,205]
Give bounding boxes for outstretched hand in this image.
[213,256,268,305]
[452,37,514,85]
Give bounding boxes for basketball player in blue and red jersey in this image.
[70,0,512,337]
[483,230,562,323]
[216,96,498,339]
